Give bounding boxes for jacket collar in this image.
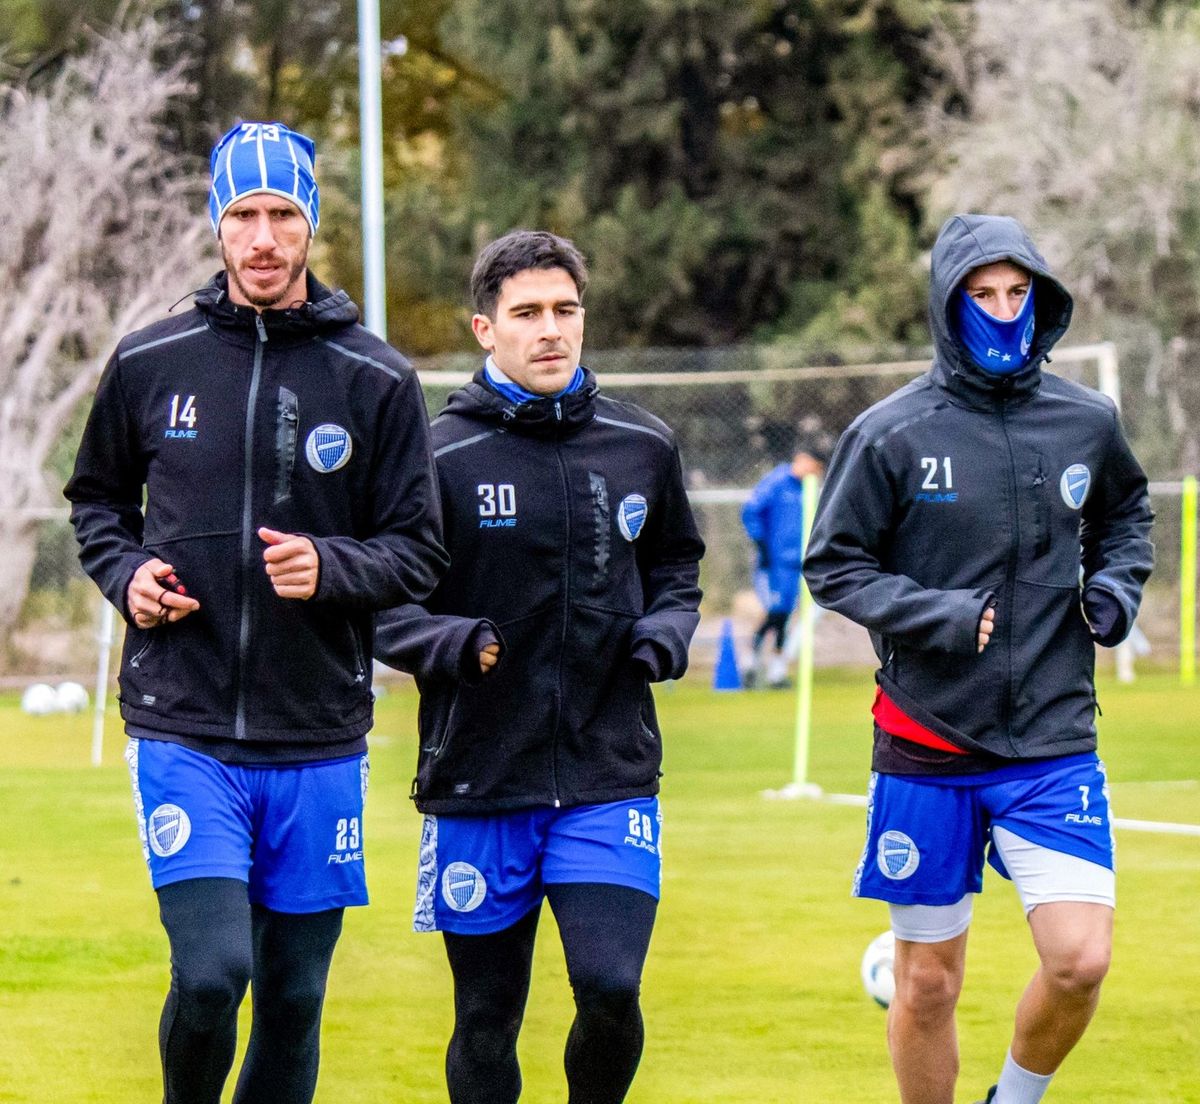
[931,350,1046,408]
[192,271,360,347]
[443,366,599,438]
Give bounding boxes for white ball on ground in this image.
[861,929,896,1008]
[21,683,59,716]
[55,681,90,713]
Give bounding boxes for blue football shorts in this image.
[854,752,1114,907]
[413,797,663,934]
[125,737,369,913]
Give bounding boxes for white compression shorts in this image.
[888,826,1116,943]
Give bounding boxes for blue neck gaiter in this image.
[485,356,584,404]
[952,279,1036,375]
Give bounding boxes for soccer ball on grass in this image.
[860,929,895,1008]
[55,681,90,712]
[21,683,58,716]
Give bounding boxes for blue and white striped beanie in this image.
[208,122,319,236]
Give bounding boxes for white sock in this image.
[993,1051,1054,1104]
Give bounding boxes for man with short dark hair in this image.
[65,121,447,1104]
[804,214,1153,1104]
[376,228,704,1104]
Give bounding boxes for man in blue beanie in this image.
[65,121,448,1104]
[804,214,1153,1104]
[207,120,321,310]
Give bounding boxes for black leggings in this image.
[753,609,790,653]
[156,877,344,1104]
[443,882,658,1104]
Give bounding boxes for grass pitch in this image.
[0,669,1197,1103]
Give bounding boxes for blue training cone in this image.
[713,618,743,691]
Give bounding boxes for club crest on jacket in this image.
[1060,463,1090,510]
[617,494,648,541]
[306,424,352,473]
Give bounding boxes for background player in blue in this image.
[64,122,447,1104]
[804,214,1153,1104]
[375,230,704,1104]
[741,435,828,688]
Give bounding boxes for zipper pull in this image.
[554,400,563,422]
[255,314,268,343]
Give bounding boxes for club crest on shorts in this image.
[877,830,920,880]
[148,803,191,858]
[441,861,487,912]
[305,424,352,473]
[1059,463,1090,510]
[617,494,648,541]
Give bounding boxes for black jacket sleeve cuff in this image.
[630,638,672,682]
[459,621,504,683]
[1082,584,1129,647]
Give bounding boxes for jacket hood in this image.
[441,366,599,437]
[930,214,1074,402]
[192,270,360,344]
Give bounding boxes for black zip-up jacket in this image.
[804,215,1154,774]
[65,272,448,761]
[375,369,704,814]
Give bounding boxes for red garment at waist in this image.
[872,686,967,755]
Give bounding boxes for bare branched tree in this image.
[0,17,213,643]
[927,0,1200,476]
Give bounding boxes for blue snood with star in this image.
[952,279,1036,375]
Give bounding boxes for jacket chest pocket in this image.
[274,387,299,504]
[1029,454,1050,559]
[587,471,611,585]
[1021,453,1084,586]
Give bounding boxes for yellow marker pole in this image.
[1181,475,1197,686]
[791,473,822,793]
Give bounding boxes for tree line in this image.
[3,0,964,353]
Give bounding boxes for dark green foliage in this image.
[376,0,954,350]
[0,0,127,72]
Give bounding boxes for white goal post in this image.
[415,340,1120,395]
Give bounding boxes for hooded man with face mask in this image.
[804,214,1154,1104]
